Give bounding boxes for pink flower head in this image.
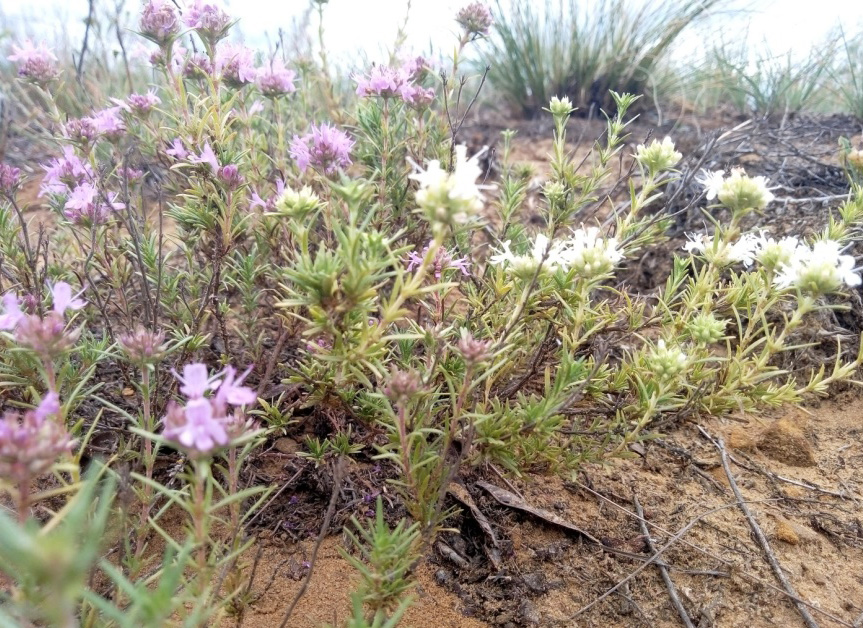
[162,399,229,454]
[50,282,85,315]
[256,60,296,97]
[0,164,21,195]
[8,40,58,84]
[354,64,401,99]
[162,362,257,456]
[0,400,74,484]
[0,293,24,330]
[140,0,180,44]
[406,243,471,279]
[117,89,161,117]
[290,123,354,175]
[63,182,124,224]
[185,0,232,45]
[89,107,126,141]
[191,142,220,172]
[183,52,214,79]
[40,146,93,197]
[456,2,493,36]
[216,43,257,87]
[165,138,189,160]
[64,117,100,147]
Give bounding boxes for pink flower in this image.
[185,0,232,45]
[89,107,126,141]
[354,58,432,106]
[64,117,100,147]
[173,363,221,398]
[0,293,24,330]
[191,142,220,172]
[214,366,256,408]
[0,398,74,484]
[50,282,85,315]
[290,123,354,174]
[163,398,229,452]
[256,61,296,97]
[406,243,471,279]
[140,0,179,44]
[216,43,257,87]
[165,138,189,160]
[162,362,257,456]
[112,89,161,116]
[249,178,285,211]
[7,40,58,84]
[456,2,493,36]
[40,146,93,197]
[63,182,124,224]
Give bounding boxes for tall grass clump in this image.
[477,0,720,116]
[693,38,836,116]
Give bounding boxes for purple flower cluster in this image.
[162,363,257,456]
[406,243,471,279]
[256,61,296,98]
[7,40,59,84]
[216,43,257,87]
[63,182,125,225]
[290,123,354,175]
[40,147,94,197]
[185,0,233,46]
[456,2,493,36]
[354,58,434,107]
[0,282,85,358]
[0,164,21,196]
[183,52,215,80]
[112,89,161,117]
[139,0,180,45]
[0,393,73,485]
[63,117,100,147]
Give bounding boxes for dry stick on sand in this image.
[278,457,346,628]
[633,494,695,628]
[713,436,820,628]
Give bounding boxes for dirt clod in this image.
[756,415,816,467]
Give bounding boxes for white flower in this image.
[683,232,758,267]
[410,145,493,225]
[698,169,725,200]
[490,234,563,278]
[774,239,861,294]
[558,226,623,279]
[635,136,681,173]
[750,231,802,270]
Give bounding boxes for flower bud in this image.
[119,326,167,364]
[456,2,493,36]
[456,330,491,365]
[273,185,323,218]
[647,339,688,382]
[686,313,726,345]
[548,96,574,119]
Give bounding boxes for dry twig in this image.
[633,494,694,628]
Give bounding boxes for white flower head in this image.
[750,231,802,270]
[558,226,623,279]
[635,136,681,173]
[489,233,563,279]
[410,145,494,225]
[774,238,861,295]
[683,232,757,267]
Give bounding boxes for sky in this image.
[1,0,860,66]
